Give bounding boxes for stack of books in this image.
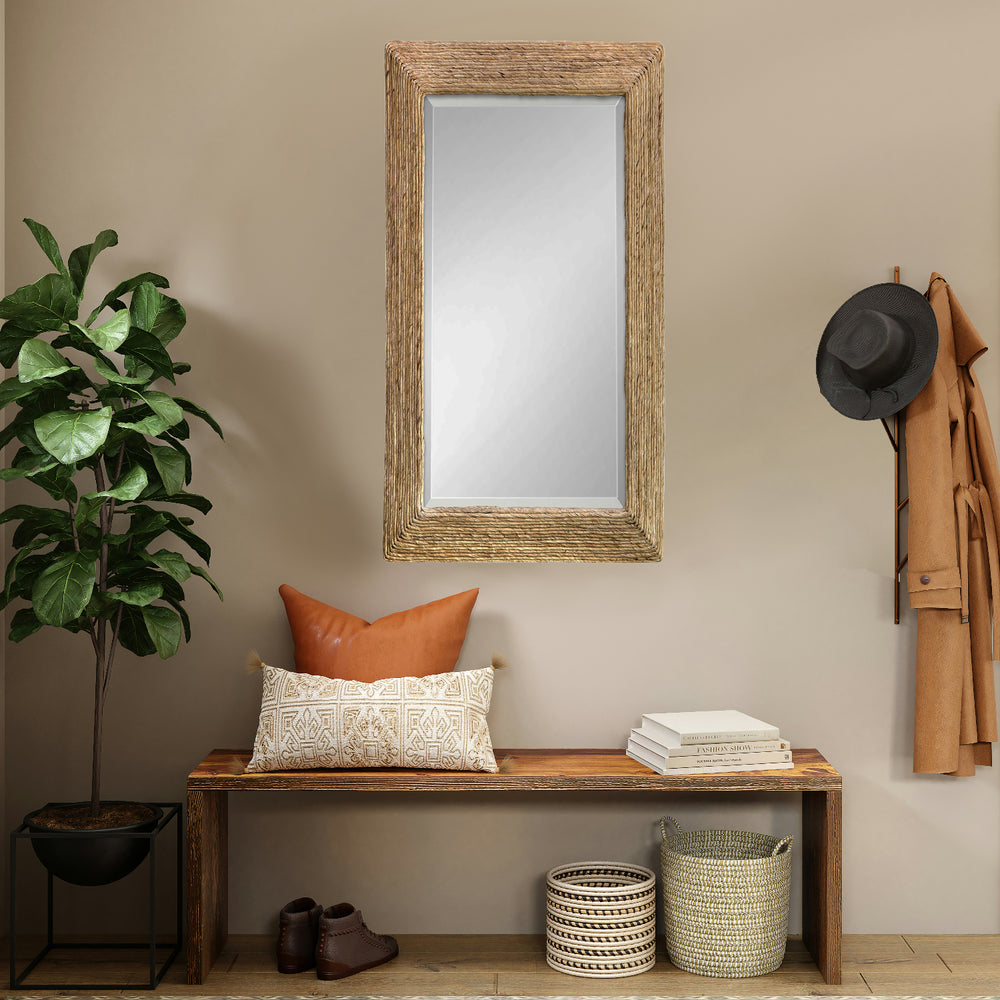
[626,710,792,775]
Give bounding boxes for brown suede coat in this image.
[904,274,1000,775]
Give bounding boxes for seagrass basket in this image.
[659,815,793,978]
[545,861,656,978]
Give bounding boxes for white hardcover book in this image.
[626,744,794,776]
[626,737,791,770]
[630,728,790,757]
[640,709,779,745]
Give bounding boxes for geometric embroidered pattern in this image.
[247,663,499,773]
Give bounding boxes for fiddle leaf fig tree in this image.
[0,219,222,818]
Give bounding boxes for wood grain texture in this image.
[801,788,843,985]
[184,747,842,985]
[187,747,841,792]
[21,932,997,997]
[384,41,664,562]
[185,789,228,985]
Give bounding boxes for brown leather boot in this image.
[276,896,322,973]
[315,902,398,980]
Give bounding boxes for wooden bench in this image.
[186,747,842,985]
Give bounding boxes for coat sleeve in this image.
[904,292,962,610]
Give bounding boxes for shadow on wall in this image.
[183,303,375,571]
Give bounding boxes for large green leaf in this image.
[119,330,175,383]
[4,536,57,603]
[162,594,192,642]
[131,282,186,345]
[25,462,79,502]
[8,607,43,642]
[0,376,42,408]
[124,505,171,549]
[93,354,153,386]
[140,391,184,428]
[0,323,40,368]
[0,458,58,482]
[4,552,54,605]
[71,308,130,352]
[75,465,149,528]
[148,435,191,481]
[24,219,69,279]
[9,430,50,460]
[160,417,190,441]
[86,272,168,327]
[147,490,211,514]
[34,406,113,463]
[0,422,20,452]
[73,494,105,530]
[175,397,223,438]
[17,338,78,383]
[149,444,186,494]
[8,506,73,547]
[160,511,211,563]
[0,274,79,332]
[117,391,183,438]
[51,330,102,363]
[68,229,118,296]
[191,564,223,600]
[0,503,58,526]
[141,604,182,659]
[107,581,163,607]
[101,464,149,501]
[115,603,155,656]
[117,411,173,437]
[31,550,97,626]
[148,549,192,582]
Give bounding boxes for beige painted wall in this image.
[4,0,999,936]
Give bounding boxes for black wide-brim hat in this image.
[816,282,938,420]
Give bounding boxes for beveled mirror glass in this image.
[385,41,663,561]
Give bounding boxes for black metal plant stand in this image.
[9,801,182,990]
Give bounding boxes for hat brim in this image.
[817,282,938,420]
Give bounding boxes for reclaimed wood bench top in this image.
[188,747,841,792]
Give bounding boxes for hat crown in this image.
[827,308,915,391]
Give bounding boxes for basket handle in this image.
[659,815,682,841]
[771,835,794,856]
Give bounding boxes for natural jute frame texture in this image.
[385,41,664,562]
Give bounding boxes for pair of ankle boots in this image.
[277,898,398,980]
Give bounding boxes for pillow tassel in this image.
[490,652,509,671]
[224,755,247,776]
[246,650,265,673]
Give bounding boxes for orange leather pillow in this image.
[278,584,479,682]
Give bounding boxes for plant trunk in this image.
[91,642,105,818]
[89,477,115,819]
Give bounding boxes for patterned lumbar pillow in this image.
[247,661,499,773]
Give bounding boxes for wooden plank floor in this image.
[7,933,1000,996]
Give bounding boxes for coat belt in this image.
[956,482,1000,658]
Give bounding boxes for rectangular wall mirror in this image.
[424,93,627,510]
[385,41,663,561]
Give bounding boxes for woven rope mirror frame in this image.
[385,40,664,562]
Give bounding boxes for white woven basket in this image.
[545,861,657,979]
[659,815,793,979]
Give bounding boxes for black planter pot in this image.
[24,802,163,887]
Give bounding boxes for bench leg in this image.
[801,788,842,984]
[186,789,228,984]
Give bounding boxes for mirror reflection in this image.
[423,95,626,508]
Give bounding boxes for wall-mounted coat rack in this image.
[817,265,937,625]
[880,266,907,624]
